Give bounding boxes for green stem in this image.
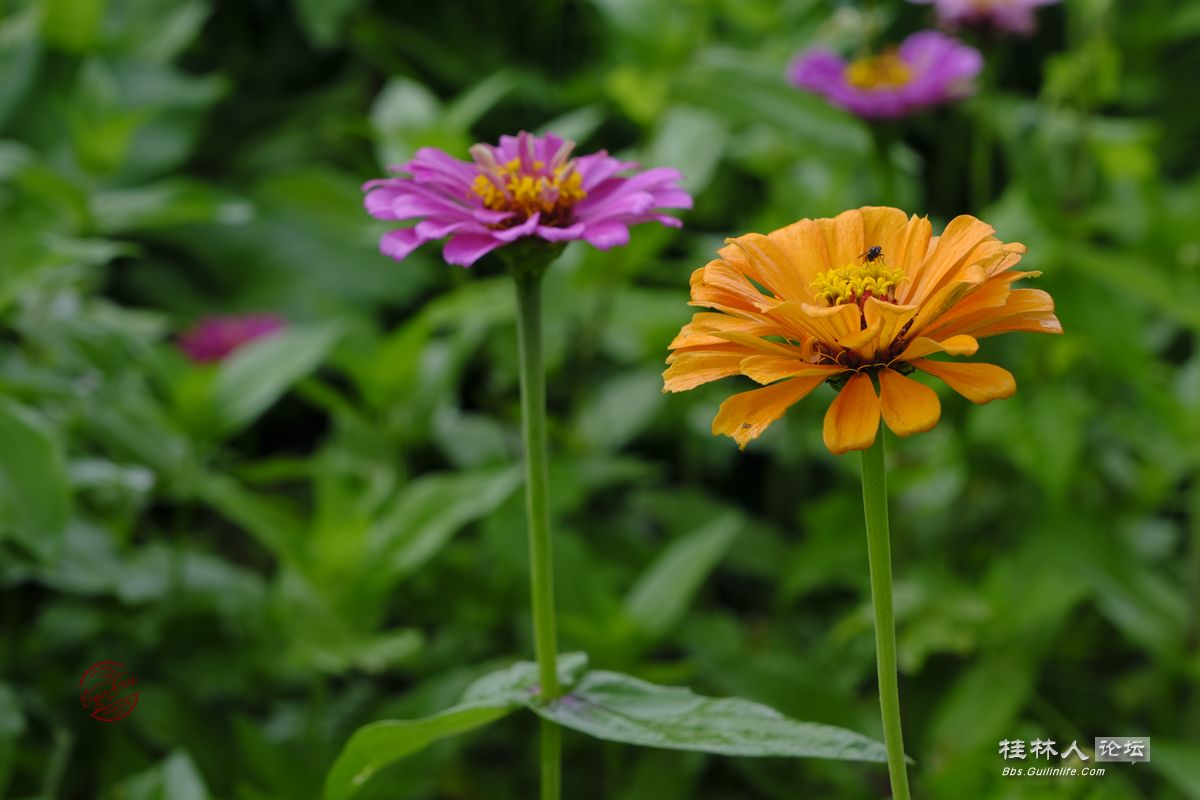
[513,267,562,800]
[870,125,898,205]
[971,39,1004,211]
[859,427,911,800]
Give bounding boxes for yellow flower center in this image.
[845,51,912,90]
[811,260,907,306]
[471,158,587,222]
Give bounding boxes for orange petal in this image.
[822,372,881,455]
[914,359,1016,404]
[740,357,842,385]
[896,334,979,361]
[766,217,836,288]
[711,330,808,357]
[859,297,919,359]
[904,215,995,304]
[904,263,987,338]
[668,312,768,350]
[663,351,745,392]
[816,208,866,270]
[690,259,776,315]
[712,375,831,448]
[878,368,941,437]
[889,214,933,277]
[729,233,815,304]
[770,301,862,347]
[951,289,1063,339]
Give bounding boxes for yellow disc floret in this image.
[811,261,907,306]
[845,50,913,90]
[471,158,587,222]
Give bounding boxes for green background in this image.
[0,0,1197,798]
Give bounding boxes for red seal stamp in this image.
[79,660,140,723]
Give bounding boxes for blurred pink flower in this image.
[363,131,692,267]
[912,0,1061,34]
[178,314,285,363]
[789,30,983,119]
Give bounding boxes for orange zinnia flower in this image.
[663,206,1062,454]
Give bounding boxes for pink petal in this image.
[442,234,506,267]
[581,222,631,250]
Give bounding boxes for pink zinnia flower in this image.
[363,131,692,267]
[178,314,286,363]
[912,0,1060,34]
[789,31,983,120]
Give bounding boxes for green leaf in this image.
[462,652,589,704]
[443,72,517,132]
[110,750,210,800]
[365,466,522,583]
[646,106,728,194]
[0,7,39,130]
[0,398,71,562]
[90,178,253,233]
[211,324,339,435]
[0,683,24,797]
[1155,740,1200,800]
[624,514,739,641]
[323,702,516,800]
[532,670,888,761]
[293,0,363,48]
[573,369,666,452]
[40,0,106,52]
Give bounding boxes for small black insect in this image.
[859,245,884,263]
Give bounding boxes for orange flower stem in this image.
[860,425,912,800]
[513,263,563,800]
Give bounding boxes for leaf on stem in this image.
[533,670,889,762]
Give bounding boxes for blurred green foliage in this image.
[0,0,1198,798]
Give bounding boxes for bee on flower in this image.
[663,207,1061,455]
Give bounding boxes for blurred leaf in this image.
[538,105,606,144]
[107,0,210,63]
[193,472,304,562]
[0,683,23,797]
[0,398,70,562]
[443,72,517,133]
[677,50,869,156]
[108,750,210,800]
[324,702,516,800]
[90,178,254,233]
[533,670,888,761]
[573,369,665,452]
[432,406,511,468]
[0,7,39,129]
[41,0,106,52]
[365,465,522,583]
[294,0,363,48]
[1155,740,1200,800]
[646,106,728,194]
[624,514,738,641]
[211,324,340,434]
[370,77,445,167]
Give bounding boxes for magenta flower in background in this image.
[363,131,692,267]
[911,0,1060,34]
[789,30,983,119]
[178,313,286,363]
